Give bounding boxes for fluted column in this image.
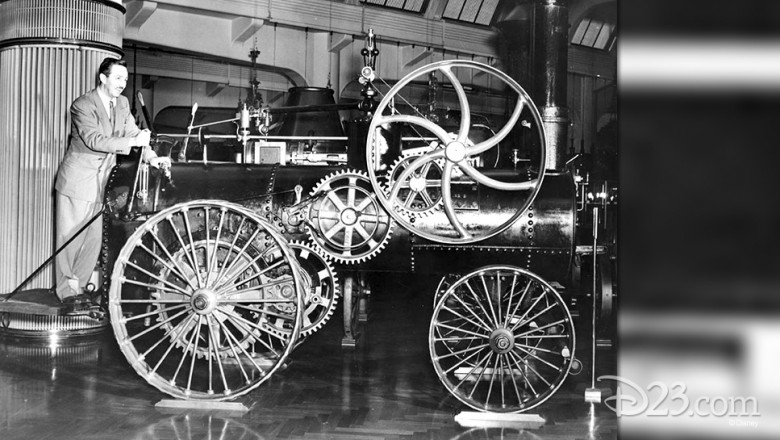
[0,0,125,292]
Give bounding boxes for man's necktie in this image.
[109,100,116,134]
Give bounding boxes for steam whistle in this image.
[238,103,251,145]
[359,28,378,84]
[358,29,379,114]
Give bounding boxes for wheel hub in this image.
[409,175,426,192]
[489,328,515,354]
[444,140,467,163]
[191,288,218,315]
[340,208,358,226]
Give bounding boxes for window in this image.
[362,0,428,13]
[571,18,616,51]
[442,0,499,26]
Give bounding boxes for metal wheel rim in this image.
[429,265,574,412]
[366,60,547,244]
[109,200,303,400]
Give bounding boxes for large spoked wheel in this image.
[109,200,303,400]
[429,265,575,413]
[366,60,547,244]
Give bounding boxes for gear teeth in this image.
[305,169,393,265]
[287,240,341,338]
[383,152,445,219]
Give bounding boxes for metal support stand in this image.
[357,273,369,323]
[155,399,250,414]
[584,206,602,404]
[341,274,360,348]
[454,411,545,429]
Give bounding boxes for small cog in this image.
[306,169,394,264]
[384,152,444,218]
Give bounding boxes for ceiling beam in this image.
[231,17,265,44]
[126,1,158,33]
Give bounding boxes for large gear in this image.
[384,151,444,218]
[249,241,340,340]
[306,169,394,264]
[289,241,340,337]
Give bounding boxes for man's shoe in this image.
[62,293,93,306]
[62,293,94,309]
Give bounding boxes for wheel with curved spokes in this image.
[366,60,547,244]
[429,265,575,413]
[109,200,303,400]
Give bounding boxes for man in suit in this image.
[54,57,168,306]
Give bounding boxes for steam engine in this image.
[100,59,604,414]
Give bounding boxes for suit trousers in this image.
[55,191,103,300]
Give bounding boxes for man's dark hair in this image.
[98,57,127,77]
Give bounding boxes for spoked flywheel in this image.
[429,265,575,413]
[109,200,303,400]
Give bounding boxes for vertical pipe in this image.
[534,0,570,171]
[0,0,125,293]
[495,0,570,171]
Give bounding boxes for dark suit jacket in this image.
[55,89,141,203]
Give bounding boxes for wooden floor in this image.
[0,274,616,440]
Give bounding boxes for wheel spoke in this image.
[150,313,198,375]
[353,223,372,241]
[215,308,284,357]
[507,348,553,388]
[513,318,568,339]
[502,352,525,406]
[440,162,470,238]
[137,242,194,290]
[435,321,491,339]
[388,150,445,203]
[441,303,493,334]
[212,314,253,384]
[468,98,524,157]
[354,196,374,212]
[347,179,357,207]
[122,260,192,297]
[506,349,538,397]
[126,306,192,343]
[122,303,188,323]
[420,190,435,207]
[147,229,198,291]
[479,274,501,329]
[439,66,471,143]
[118,278,190,298]
[459,160,536,191]
[324,221,345,239]
[212,223,261,289]
[214,256,285,295]
[166,216,202,289]
[204,207,212,284]
[181,210,204,289]
[463,280,499,329]
[441,344,489,375]
[508,289,549,333]
[327,191,347,211]
[484,353,501,409]
[502,274,519,327]
[186,315,204,393]
[205,315,230,392]
[205,208,227,287]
